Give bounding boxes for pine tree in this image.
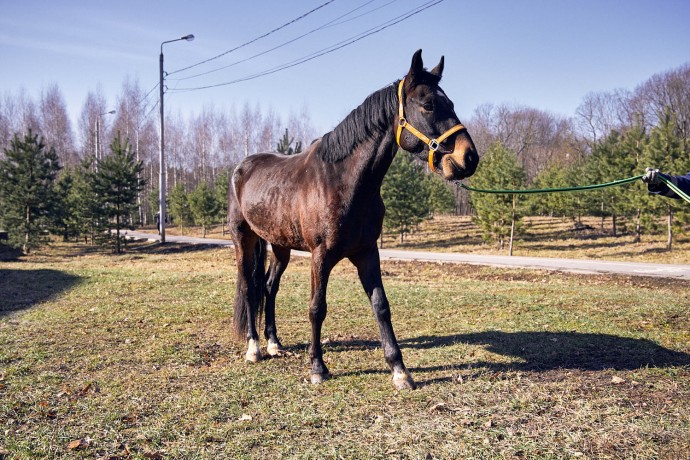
[528,161,587,220]
[214,171,230,235]
[276,128,302,155]
[188,181,219,238]
[381,151,429,244]
[49,167,76,241]
[169,183,192,230]
[94,134,145,253]
[0,130,61,253]
[642,108,688,250]
[69,157,106,245]
[583,130,638,235]
[619,122,650,242]
[469,142,526,253]
[424,173,456,217]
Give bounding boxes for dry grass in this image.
[380,215,690,265]
[1,240,689,459]
[163,215,690,265]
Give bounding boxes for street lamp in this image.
[159,33,194,243]
[95,110,116,165]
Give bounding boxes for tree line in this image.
[468,107,689,253]
[1,62,689,253]
[0,131,144,254]
[0,78,318,230]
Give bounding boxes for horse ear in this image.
[430,56,444,78]
[407,49,424,81]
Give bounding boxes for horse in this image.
[228,49,479,389]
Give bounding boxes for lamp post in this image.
[94,110,116,167]
[159,33,194,243]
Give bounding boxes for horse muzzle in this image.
[439,136,479,181]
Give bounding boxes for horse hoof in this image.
[393,370,416,390]
[310,373,330,384]
[266,340,285,357]
[245,339,261,363]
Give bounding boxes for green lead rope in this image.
[659,175,690,204]
[458,174,644,195]
[458,173,690,204]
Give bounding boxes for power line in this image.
[169,0,338,76]
[134,82,160,112]
[143,99,160,121]
[171,0,383,83]
[321,0,397,28]
[169,0,444,93]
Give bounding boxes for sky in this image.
[1,0,689,136]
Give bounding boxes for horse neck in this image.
[336,84,399,191]
[345,128,398,192]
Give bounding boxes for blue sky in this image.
[1,0,689,134]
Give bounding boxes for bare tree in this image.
[468,103,577,180]
[258,108,280,153]
[39,84,76,167]
[634,63,690,149]
[77,88,109,162]
[216,107,243,167]
[288,104,319,148]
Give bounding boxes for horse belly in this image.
[243,196,309,251]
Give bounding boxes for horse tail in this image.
[233,237,267,340]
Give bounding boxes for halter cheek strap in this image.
[395,78,465,172]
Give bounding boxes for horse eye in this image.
[422,102,434,111]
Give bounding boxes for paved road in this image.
[122,230,690,280]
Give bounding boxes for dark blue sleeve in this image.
[648,172,690,199]
[676,173,690,196]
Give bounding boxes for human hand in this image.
[642,167,661,185]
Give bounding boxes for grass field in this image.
[1,237,689,459]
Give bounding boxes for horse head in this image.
[395,49,479,181]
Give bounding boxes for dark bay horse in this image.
[229,50,479,389]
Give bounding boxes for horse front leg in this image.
[350,246,416,390]
[264,246,291,356]
[308,249,335,384]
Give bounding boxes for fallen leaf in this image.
[611,376,625,384]
[67,437,91,450]
[239,413,253,421]
[429,402,447,412]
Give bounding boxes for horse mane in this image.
[316,82,399,163]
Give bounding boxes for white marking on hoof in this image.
[266,338,284,357]
[245,339,261,363]
[392,368,416,390]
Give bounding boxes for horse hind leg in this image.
[231,227,267,363]
[265,246,291,356]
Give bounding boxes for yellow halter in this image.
[395,78,466,172]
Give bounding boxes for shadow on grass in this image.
[0,268,81,316]
[317,331,690,384]
[401,331,690,372]
[131,241,224,255]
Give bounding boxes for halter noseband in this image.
[395,78,466,172]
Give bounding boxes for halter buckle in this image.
[428,139,439,151]
[399,117,407,127]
